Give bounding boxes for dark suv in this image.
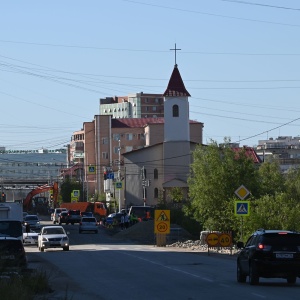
[66,210,81,225]
[0,237,27,271]
[237,229,300,285]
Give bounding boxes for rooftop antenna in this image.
[170,43,181,66]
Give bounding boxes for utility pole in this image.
[141,166,146,206]
[118,140,121,212]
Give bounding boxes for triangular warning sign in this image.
[237,204,247,213]
[156,210,169,221]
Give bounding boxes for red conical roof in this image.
[163,64,191,97]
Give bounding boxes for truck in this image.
[0,202,23,240]
[60,202,107,222]
[23,182,58,214]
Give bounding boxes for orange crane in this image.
[23,182,58,212]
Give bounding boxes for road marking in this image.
[121,251,214,282]
[252,293,266,299]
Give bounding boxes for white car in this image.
[51,208,68,224]
[79,217,98,234]
[38,226,69,252]
[23,227,38,245]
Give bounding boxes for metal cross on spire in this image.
[170,43,181,66]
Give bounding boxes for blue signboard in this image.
[234,201,250,216]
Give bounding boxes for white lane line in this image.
[252,293,266,299]
[121,251,213,281]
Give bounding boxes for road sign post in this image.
[154,210,170,246]
[234,185,250,242]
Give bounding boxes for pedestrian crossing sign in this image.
[234,201,250,216]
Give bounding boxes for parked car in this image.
[23,214,41,230]
[38,225,69,252]
[66,210,81,225]
[51,208,67,224]
[23,226,39,245]
[79,217,98,234]
[58,211,68,225]
[237,229,300,285]
[0,237,27,271]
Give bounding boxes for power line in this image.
[220,0,300,11]
[120,0,300,27]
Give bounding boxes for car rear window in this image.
[261,233,300,246]
[0,240,24,253]
[69,210,80,215]
[82,217,96,222]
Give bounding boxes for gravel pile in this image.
[167,239,238,255]
[112,221,237,255]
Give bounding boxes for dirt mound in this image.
[112,221,193,244]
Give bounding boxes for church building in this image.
[123,63,203,207]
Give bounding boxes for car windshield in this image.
[0,221,23,238]
[25,216,38,221]
[43,228,65,235]
[262,233,300,246]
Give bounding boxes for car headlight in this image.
[62,236,68,241]
[42,237,48,242]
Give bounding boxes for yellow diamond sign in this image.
[235,185,250,200]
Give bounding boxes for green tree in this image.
[257,161,284,196]
[60,178,82,203]
[187,142,259,231]
[243,193,300,240]
[284,167,300,201]
[168,187,184,203]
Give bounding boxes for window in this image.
[152,106,157,112]
[113,133,120,141]
[137,133,145,140]
[173,104,179,117]
[125,146,133,152]
[126,133,133,140]
[145,98,149,103]
[155,98,159,103]
[102,137,108,144]
[102,152,108,159]
[154,168,158,179]
[154,188,158,198]
[114,147,119,154]
[145,106,149,112]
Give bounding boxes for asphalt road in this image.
[25,219,300,300]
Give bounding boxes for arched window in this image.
[154,168,158,179]
[173,104,179,117]
[154,188,158,198]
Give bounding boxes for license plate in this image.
[276,253,293,259]
[1,255,15,260]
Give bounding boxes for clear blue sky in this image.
[1,0,300,150]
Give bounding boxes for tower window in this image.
[173,105,179,117]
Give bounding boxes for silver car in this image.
[79,217,98,234]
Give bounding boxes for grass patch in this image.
[0,269,51,300]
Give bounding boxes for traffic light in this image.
[1,193,6,202]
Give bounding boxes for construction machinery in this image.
[23,182,58,214]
